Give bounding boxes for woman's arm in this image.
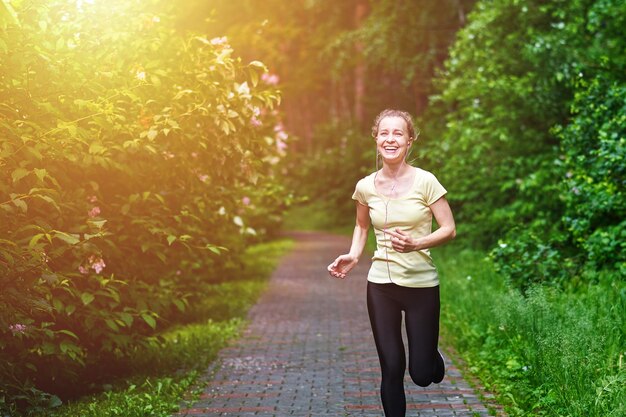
[386,196,456,253]
[327,202,370,279]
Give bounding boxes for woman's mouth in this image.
[383,146,399,154]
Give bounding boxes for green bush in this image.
[0,0,286,410]
[558,77,626,277]
[424,0,625,288]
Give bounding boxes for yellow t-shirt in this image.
[352,166,447,288]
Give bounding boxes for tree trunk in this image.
[353,0,368,127]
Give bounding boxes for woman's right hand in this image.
[327,254,358,279]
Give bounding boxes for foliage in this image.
[423,0,625,288]
[0,0,288,411]
[282,120,379,229]
[324,0,473,115]
[48,238,293,417]
[436,245,626,417]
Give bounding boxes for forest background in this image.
[1,0,624,416]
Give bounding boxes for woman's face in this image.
[375,116,412,164]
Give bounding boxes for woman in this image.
[327,109,456,417]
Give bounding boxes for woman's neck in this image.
[381,161,411,179]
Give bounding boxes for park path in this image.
[175,231,503,416]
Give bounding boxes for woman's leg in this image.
[366,282,406,417]
[402,286,443,386]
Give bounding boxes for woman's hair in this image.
[371,109,419,139]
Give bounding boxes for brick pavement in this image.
[176,231,502,417]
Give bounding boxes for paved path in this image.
[176,232,502,416]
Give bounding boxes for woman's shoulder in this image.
[412,166,439,181]
[356,171,377,183]
[354,171,377,190]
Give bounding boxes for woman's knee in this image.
[408,363,432,387]
[380,356,406,382]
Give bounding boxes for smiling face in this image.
[375,116,412,164]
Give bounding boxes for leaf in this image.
[89,143,106,155]
[0,0,21,28]
[34,168,47,182]
[33,194,61,212]
[81,293,95,306]
[105,319,119,331]
[53,231,80,245]
[156,251,166,263]
[28,233,46,249]
[233,216,244,227]
[88,219,107,229]
[119,312,133,327]
[41,273,58,284]
[12,197,27,212]
[48,395,62,408]
[57,330,79,340]
[173,89,194,100]
[248,60,266,70]
[167,235,176,246]
[146,129,158,141]
[11,168,30,183]
[173,299,185,312]
[141,313,156,329]
[206,244,226,255]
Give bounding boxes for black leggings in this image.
[366,282,443,417]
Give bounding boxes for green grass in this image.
[433,243,626,417]
[49,239,294,417]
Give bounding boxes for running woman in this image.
[327,109,456,417]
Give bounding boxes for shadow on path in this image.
[175,231,503,416]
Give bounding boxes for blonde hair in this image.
[371,109,419,139]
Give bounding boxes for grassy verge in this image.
[49,239,294,417]
[433,243,625,417]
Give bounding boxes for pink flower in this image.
[88,206,101,218]
[88,195,98,203]
[277,138,287,152]
[242,196,251,206]
[78,265,89,275]
[88,255,106,274]
[198,174,209,183]
[250,117,262,127]
[276,131,288,141]
[9,324,27,334]
[261,73,280,85]
[210,36,228,46]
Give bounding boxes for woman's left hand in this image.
[385,228,419,253]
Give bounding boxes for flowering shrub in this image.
[0,0,286,408]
